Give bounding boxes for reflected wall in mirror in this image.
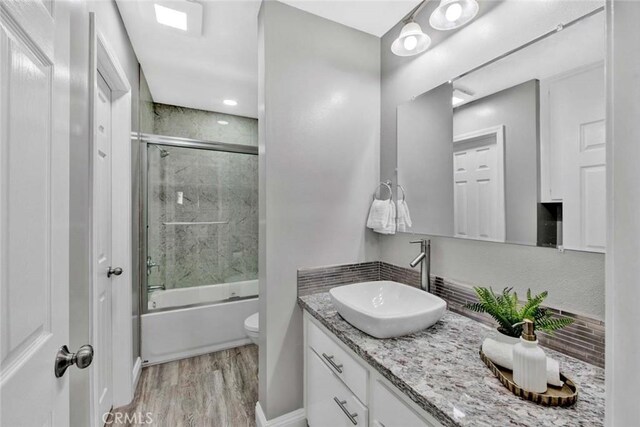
[397,10,605,253]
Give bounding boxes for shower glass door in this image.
[144,138,258,311]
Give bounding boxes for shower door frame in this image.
[139,133,259,316]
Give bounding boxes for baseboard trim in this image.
[142,338,252,367]
[255,402,306,427]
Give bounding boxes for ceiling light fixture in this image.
[154,4,188,31]
[223,99,238,106]
[217,120,229,125]
[430,0,479,31]
[391,0,432,57]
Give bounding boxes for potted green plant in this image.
[464,287,574,343]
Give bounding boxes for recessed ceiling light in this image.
[223,99,238,106]
[154,4,188,31]
[217,120,229,125]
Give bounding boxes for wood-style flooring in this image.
[110,345,258,427]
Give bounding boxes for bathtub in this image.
[147,279,258,310]
[141,279,258,365]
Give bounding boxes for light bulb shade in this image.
[391,22,432,57]
[430,0,479,31]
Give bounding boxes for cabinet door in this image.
[307,349,368,427]
[307,318,368,402]
[371,379,433,427]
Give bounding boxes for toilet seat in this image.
[244,312,259,333]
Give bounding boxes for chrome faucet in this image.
[147,256,160,276]
[409,239,431,292]
[147,284,166,293]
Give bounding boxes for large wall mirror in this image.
[397,9,605,253]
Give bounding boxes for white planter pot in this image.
[489,330,520,346]
[482,329,520,371]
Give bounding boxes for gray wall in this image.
[606,0,640,422]
[380,0,604,319]
[381,233,604,317]
[397,83,454,236]
[258,1,380,419]
[69,1,141,425]
[139,68,154,133]
[453,80,539,245]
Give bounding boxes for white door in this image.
[94,72,114,423]
[0,1,72,426]
[552,64,605,252]
[453,128,506,242]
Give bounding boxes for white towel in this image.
[482,337,564,387]
[373,201,396,235]
[367,199,393,229]
[397,200,412,232]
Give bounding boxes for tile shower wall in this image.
[146,104,258,290]
[152,103,258,146]
[298,262,605,368]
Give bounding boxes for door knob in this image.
[107,266,123,278]
[54,344,94,378]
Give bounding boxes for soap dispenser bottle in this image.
[512,319,547,393]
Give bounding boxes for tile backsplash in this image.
[298,261,605,368]
[297,262,379,296]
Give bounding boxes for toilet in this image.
[244,312,259,345]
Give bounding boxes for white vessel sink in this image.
[329,281,446,339]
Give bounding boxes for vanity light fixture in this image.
[429,0,479,31]
[154,4,188,31]
[223,99,238,106]
[391,0,432,57]
[391,21,432,57]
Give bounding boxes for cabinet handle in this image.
[322,353,343,373]
[333,397,358,425]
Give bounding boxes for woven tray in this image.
[480,348,578,407]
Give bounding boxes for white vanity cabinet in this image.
[307,348,368,426]
[304,313,444,427]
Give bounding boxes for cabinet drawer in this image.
[307,319,368,402]
[307,349,368,427]
[371,378,433,427]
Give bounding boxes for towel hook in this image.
[373,181,393,201]
[397,185,406,202]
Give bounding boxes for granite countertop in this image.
[298,292,605,427]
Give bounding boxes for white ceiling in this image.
[280,0,422,37]
[116,0,262,118]
[116,0,423,119]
